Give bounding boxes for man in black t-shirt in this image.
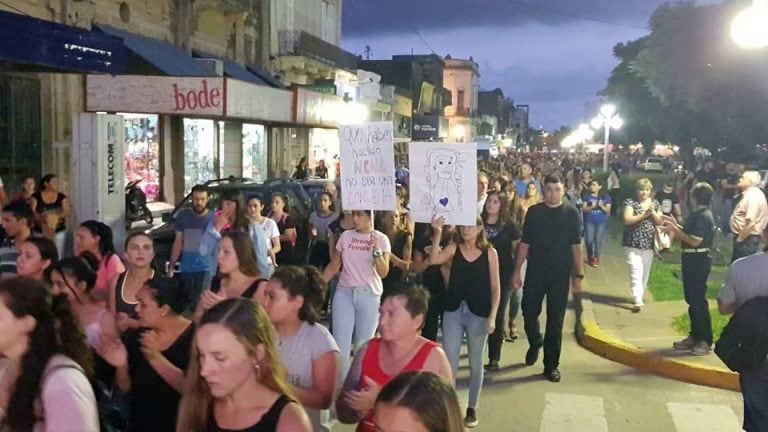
[663,183,716,356]
[513,175,583,383]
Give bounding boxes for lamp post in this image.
[731,0,768,49]
[591,104,623,172]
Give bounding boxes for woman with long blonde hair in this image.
[176,298,311,432]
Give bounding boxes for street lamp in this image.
[731,0,768,49]
[591,104,623,171]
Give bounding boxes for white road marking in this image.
[541,393,608,432]
[667,402,742,432]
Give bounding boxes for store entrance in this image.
[123,114,160,202]
[0,75,41,193]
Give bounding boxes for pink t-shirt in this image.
[336,230,391,295]
[94,254,125,295]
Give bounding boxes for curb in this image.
[574,294,740,392]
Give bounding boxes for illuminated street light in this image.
[452,125,466,142]
[591,104,623,171]
[731,0,768,49]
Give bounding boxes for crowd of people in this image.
[0,152,765,431]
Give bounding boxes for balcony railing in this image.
[278,30,358,72]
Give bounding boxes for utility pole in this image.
[364,45,372,60]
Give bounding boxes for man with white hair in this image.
[730,170,768,262]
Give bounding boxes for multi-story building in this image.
[0,0,290,227]
[443,55,480,143]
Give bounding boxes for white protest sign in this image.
[339,122,396,211]
[409,142,478,226]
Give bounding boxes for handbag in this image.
[654,227,671,252]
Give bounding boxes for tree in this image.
[631,1,768,153]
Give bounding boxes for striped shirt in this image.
[0,237,19,278]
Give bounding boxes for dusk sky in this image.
[342,0,721,131]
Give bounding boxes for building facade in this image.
[443,56,480,143]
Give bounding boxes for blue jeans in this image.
[442,301,488,408]
[332,285,381,380]
[584,221,608,260]
[740,360,768,432]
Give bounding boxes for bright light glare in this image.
[452,125,466,140]
[609,116,624,129]
[600,104,616,117]
[731,4,768,49]
[590,117,604,129]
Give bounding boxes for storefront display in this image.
[308,128,339,180]
[122,113,160,202]
[242,124,267,182]
[184,118,217,193]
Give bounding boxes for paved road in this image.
[335,306,743,431]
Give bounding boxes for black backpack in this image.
[714,296,768,373]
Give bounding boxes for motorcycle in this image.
[125,179,154,229]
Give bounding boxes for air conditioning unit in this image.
[195,59,224,76]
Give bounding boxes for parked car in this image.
[641,157,664,172]
[146,177,312,271]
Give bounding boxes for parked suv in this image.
[146,177,312,271]
[640,157,664,172]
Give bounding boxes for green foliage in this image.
[672,308,730,340]
[601,1,768,156]
[647,261,727,302]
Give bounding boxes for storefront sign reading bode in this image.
[339,122,396,211]
[86,75,225,116]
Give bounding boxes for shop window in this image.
[122,114,160,202]
[184,119,217,194]
[242,124,267,182]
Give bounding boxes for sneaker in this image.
[525,345,540,366]
[464,407,478,428]
[673,335,696,350]
[484,360,500,371]
[544,368,562,383]
[691,341,712,356]
[631,302,644,313]
[593,258,600,268]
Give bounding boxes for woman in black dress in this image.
[100,276,194,432]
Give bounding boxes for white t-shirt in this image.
[279,322,339,432]
[336,230,391,295]
[255,217,280,250]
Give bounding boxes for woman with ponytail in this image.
[51,254,121,384]
[264,265,339,432]
[176,298,311,432]
[75,220,125,303]
[0,277,99,431]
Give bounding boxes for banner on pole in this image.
[339,122,396,211]
[408,142,478,226]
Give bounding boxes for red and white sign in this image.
[86,75,225,116]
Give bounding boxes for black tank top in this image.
[31,191,67,232]
[210,277,268,299]
[207,394,293,432]
[115,271,155,318]
[445,247,492,317]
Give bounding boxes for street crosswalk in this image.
[535,394,742,432]
[453,391,743,432]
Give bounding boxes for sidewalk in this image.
[575,228,740,391]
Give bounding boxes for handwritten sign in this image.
[339,122,396,211]
[409,142,478,226]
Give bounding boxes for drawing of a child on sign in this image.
[422,148,465,218]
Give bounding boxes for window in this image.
[457,90,465,110]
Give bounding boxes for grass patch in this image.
[647,260,727,302]
[672,308,730,340]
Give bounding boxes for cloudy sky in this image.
[342,0,721,131]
